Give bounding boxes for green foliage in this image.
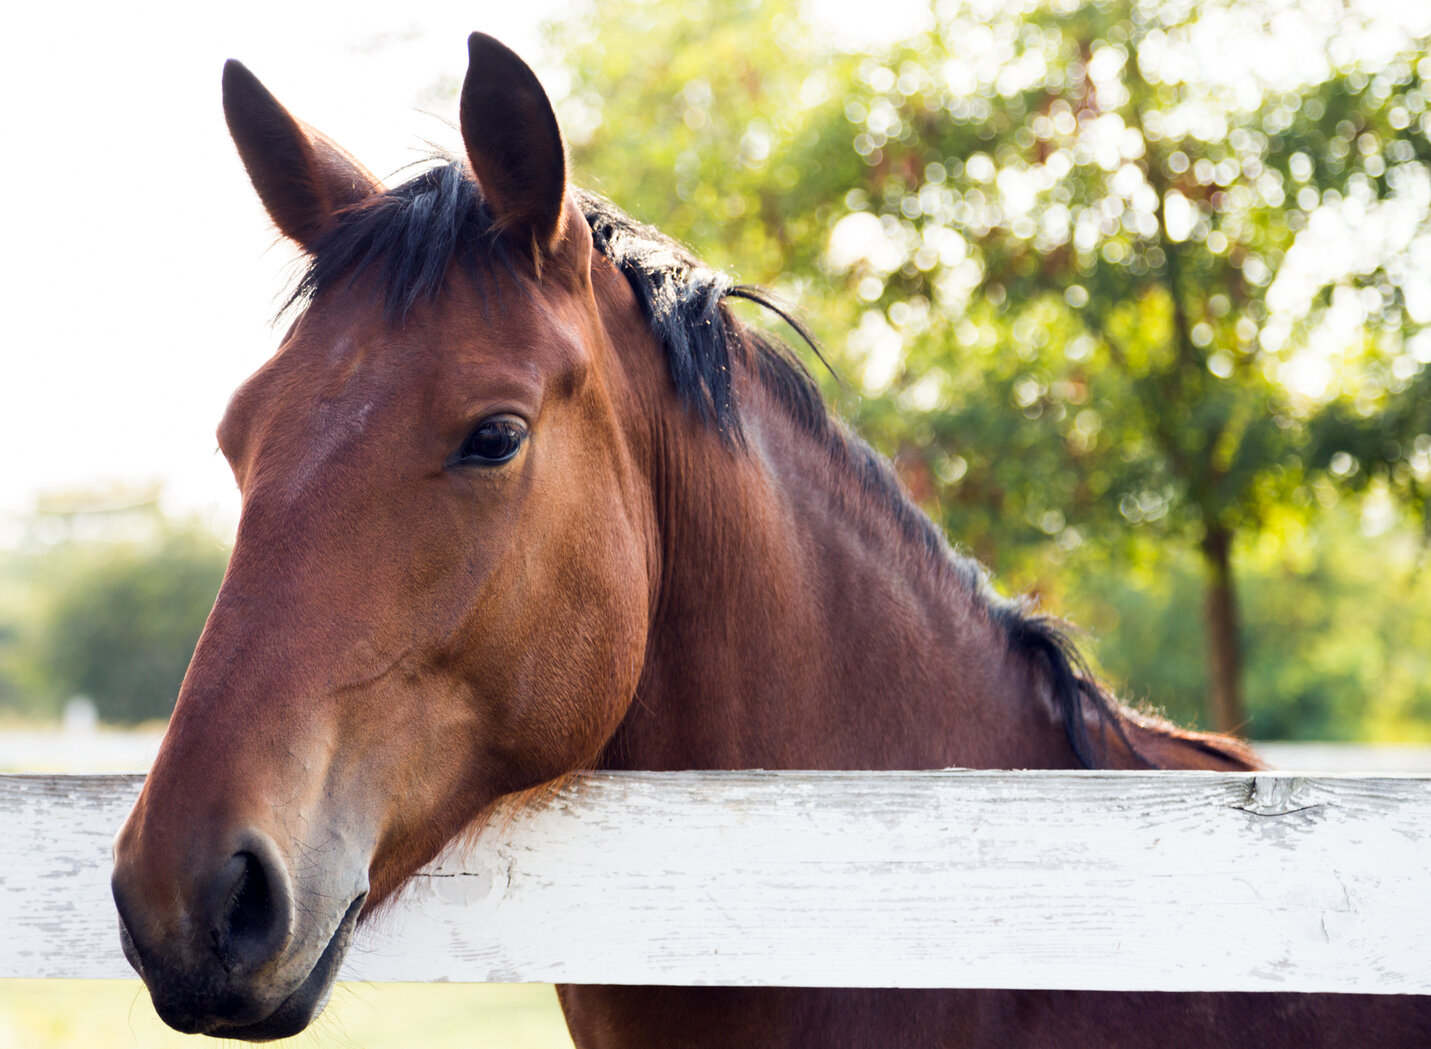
[1060,504,1431,741]
[805,0,1428,569]
[0,549,56,717]
[0,522,228,724]
[552,0,862,286]
[42,528,226,723]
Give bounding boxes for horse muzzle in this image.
[112,827,368,1041]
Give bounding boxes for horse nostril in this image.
[225,852,271,945]
[207,838,294,975]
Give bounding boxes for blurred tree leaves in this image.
[0,521,227,724]
[553,0,855,278]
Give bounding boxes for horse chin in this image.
[152,893,365,1042]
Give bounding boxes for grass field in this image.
[0,980,575,1049]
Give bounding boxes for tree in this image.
[811,0,1431,731]
[549,0,861,288]
[38,526,228,723]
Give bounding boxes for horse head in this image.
[110,34,659,1039]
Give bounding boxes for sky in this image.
[0,0,571,533]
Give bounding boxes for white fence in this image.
[4,770,1430,993]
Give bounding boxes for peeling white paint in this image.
[4,770,1429,992]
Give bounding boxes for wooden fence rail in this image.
[4,770,1429,993]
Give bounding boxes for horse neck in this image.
[599,332,1091,774]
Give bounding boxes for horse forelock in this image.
[285,160,520,324]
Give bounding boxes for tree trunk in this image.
[1200,525,1246,734]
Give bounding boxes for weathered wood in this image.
[3,773,142,980]
[4,771,1430,992]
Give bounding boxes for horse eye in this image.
[452,415,528,466]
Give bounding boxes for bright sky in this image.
[0,0,571,533]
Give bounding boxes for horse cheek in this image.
[528,495,649,775]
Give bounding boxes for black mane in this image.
[289,158,1138,770]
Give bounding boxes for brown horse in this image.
[111,33,1427,1048]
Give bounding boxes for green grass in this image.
[0,980,575,1049]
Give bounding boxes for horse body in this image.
[558,987,1431,1049]
[109,33,1427,1048]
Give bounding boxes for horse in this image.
[110,32,1428,1048]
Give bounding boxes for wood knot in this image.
[1232,775,1318,817]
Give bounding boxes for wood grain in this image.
[4,771,1429,992]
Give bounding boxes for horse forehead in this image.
[231,271,584,450]
[249,330,409,435]
[286,303,435,385]
[293,275,571,375]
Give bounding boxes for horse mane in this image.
[286,157,1242,772]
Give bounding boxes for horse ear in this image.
[222,60,381,252]
[459,33,567,261]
